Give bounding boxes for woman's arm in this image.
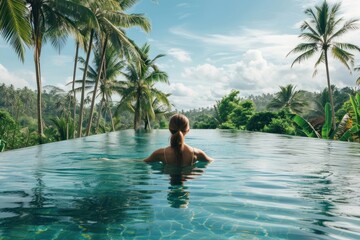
[143,148,164,163]
[195,148,214,162]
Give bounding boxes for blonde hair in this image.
[169,114,189,164]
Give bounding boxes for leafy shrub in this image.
[263,118,295,135]
[246,111,277,131]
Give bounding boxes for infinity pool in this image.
[0,130,360,239]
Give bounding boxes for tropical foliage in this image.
[290,93,360,142]
[267,84,308,114]
[116,43,170,130]
[288,1,360,130]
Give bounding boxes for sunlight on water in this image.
[0,129,359,239]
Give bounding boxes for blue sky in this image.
[1,0,360,110]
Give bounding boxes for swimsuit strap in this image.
[163,148,167,164]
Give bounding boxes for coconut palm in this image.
[267,84,308,114]
[86,0,150,135]
[5,0,96,143]
[75,0,150,137]
[288,1,360,130]
[143,94,172,130]
[0,0,31,62]
[76,45,125,134]
[116,43,170,130]
[69,25,90,139]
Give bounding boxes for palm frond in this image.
[329,19,360,41]
[300,20,320,37]
[118,0,140,10]
[299,32,322,42]
[0,0,31,62]
[106,11,151,32]
[314,51,325,69]
[290,48,317,67]
[331,46,354,70]
[287,43,317,57]
[333,42,360,51]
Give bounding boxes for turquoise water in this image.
[0,129,360,239]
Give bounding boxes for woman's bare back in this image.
[144,144,213,165]
[163,144,195,166]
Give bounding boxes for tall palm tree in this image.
[288,1,360,130]
[84,0,151,136]
[116,43,170,130]
[4,0,96,143]
[69,25,90,139]
[267,84,308,114]
[76,45,125,134]
[0,0,31,62]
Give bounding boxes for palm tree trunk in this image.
[106,96,115,132]
[72,41,79,139]
[86,36,108,136]
[324,50,337,130]
[134,94,141,130]
[78,29,94,138]
[144,114,151,130]
[95,99,104,134]
[66,118,69,140]
[34,39,43,144]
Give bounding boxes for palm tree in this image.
[4,0,96,143]
[50,117,74,141]
[76,45,125,134]
[143,94,172,130]
[77,28,95,138]
[69,26,90,139]
[116,43,170,130]
[267,84,308,114]
[287,1,360,130]
[75,0,150,137]
[0,0,31,62]
[85,0,151,136]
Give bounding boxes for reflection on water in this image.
[150,162,209,209]
[168,185,190,208]
[0,130,359,239]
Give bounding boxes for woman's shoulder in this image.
[143,147,166,163]
[192,146,214,162]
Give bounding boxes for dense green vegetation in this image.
[1,0,360,152]
[185,86,360,142]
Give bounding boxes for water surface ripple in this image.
[0,130,359,239]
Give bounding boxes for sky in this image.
[1,0,360,110]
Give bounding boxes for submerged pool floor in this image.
[0,129,360,239]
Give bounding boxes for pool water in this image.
[0,129,360,239]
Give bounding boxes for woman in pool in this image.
[144,113,213,165]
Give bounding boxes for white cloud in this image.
[0,64,35,89]
[167,48,192,62]
[225,50,277,91]
[340,1,360,19]
[169,47,359,110]
[168,82,196,97]
[170,26,300,63]
[182,63,225,82]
